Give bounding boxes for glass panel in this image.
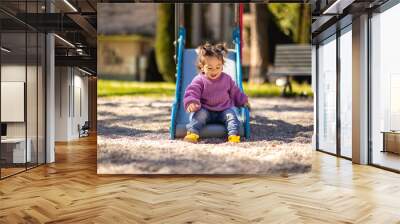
[317,35,337,154]
[0,1,46,178]
[27,30,38,169]
[37,0,46,165]
[339,27,352,158]
[1,29,27,177]
[371,4,400,171]
[26,0,38,169]
[38,32,45,165]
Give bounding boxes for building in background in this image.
[97,4,159,81]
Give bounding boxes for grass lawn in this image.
[98,79,313,98]
[243,82,313,97]
[98,80,175,97]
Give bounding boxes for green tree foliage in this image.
[265,6,294,64]
[268,4,310,44]
[155,4,176,82]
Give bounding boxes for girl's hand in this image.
[244,101,251,111]
[187,103,201,112]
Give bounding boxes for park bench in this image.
[268,44,311,96]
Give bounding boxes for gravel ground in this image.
[97,96,313,174]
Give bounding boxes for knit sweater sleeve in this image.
[229,77,248,107]
[183,76,203,111]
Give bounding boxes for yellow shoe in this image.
[228,135,240,143]
[184,132,199,143]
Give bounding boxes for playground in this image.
[97,3,313,174]
[97,96,313,174]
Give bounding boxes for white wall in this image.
[1,65,26,138]
[1,65,26,81]
[1,65,25,127]
[55,67,89,141]
[76,73,89,122]
[55,66,69,141]
[71,71,89,138]
[1,64,46,164]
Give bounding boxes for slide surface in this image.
[174,49,245,138]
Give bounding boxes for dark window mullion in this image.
[36,0,39,167]
[44,32,47,164]
[316,44,319,150]
[43,0,48,165]
[0,23,2,179]
[336,27,341,157]
[367,10,373,165]
[25,0,28,171]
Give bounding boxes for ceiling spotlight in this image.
[63,0,78,12]
[76,48,86,55]
[1,47,11,53]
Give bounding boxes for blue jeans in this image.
[186,107,240,136]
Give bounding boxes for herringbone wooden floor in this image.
[1,135,400,224]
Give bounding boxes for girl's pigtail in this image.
[215,43,228,57]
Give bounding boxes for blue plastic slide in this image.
[170,27,250,139]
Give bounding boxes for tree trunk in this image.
[191,4,202,47]
[249,4,269,84]
[184,4,192,47]
[155,4,176,82]
[297,4,311,44]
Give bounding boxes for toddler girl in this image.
[183,42,249,143]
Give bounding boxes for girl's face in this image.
[201,56,223,80]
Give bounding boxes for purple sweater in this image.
[183,72,248,112]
